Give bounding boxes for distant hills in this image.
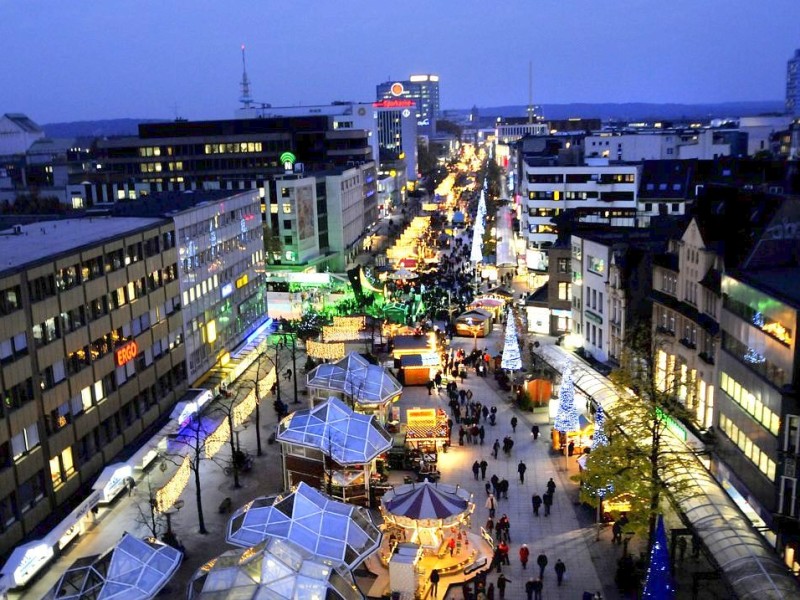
[452,101,786,122]
[41,101,787,138]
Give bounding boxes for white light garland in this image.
[155,454,190,513]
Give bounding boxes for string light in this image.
[233,389,257,427]
[322,326,361,342]
[333,316,365,330]
[206,418,231,459]
[307,340,345,361]
[155,455,190,513]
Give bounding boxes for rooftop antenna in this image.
[240,44,253,109]
[527,60,534,124]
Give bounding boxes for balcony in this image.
[698,352,715,366]
[656,326,675,337]
[679,337,697,350]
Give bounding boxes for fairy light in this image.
[322,326,361,342]
[333,316,365,330]
[307,340,345,360]
[206,418,231,459]
[155,455,190,513]
[233,389,257,427]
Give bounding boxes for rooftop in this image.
[110,189,257,219]
[0,217,165,276]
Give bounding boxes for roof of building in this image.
[306,352,402,406]
[110,189,256,219]
[48,533,182,600]
[730,268,800,307]
[3,113,43,134]
[0,217,166,277]
[226,482,381,567]
[639,159,698,200]
[276,397,392,465]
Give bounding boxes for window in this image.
[557,282,572,301]
[18,472,45,512]
[557,258,570,273]
[282,203,292,214]
[11,424,40,460]
[588,256,605,275]
[0,286,21,315]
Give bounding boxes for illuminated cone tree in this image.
[591,404,609,451]
[554,365,580,433]
[642,515,676,599]
[501,309,522,371]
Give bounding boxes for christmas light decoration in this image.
[470,225,483,263]
[554,365,580,432]
[501,308,522,371]
[333,316,365,330]
[642,515,676,599]
[233,389,257,427]
[322,325,361,342]
[206,418,231,459]
[155,455,190,513]
[307,340,346,361]
[591,404,609,450]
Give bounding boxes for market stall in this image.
[454,309,493,338]
[551,414,594,453]
[405,407,449,453]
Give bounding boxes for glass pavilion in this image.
[187,537,363,600]
[306,353,402,423]
[48,533,182,600]
[276,397,393,506]
[226,482,382,569]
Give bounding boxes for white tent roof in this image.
[306,353,401,406]
[48,533,182,600]
[188,537,363,600]
[226,482,381,568]
[276,397,392,465]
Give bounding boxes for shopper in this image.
[546,477,556,495]
[543,491,553,516]
[536,552,548,579]
[429,568,440,596]
[525,578,535,600]
[531,424,540,440]
[531,494,542,517]
[479,459,488,480]
[497,573,510,600]
[492,439,500,459]
[511,416,518,432]
[472,461,481,480]
[532,578,543,600]
[517,460,527,484]
[485,494,497,518]
[555,559,566,586]
[519,544,530,569]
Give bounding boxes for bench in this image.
[218,497,233,514]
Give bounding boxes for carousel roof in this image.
[48,533,182,600]
[226,482,381,568]
[187,537,363,600]
[306,353,402,406]
[382,481,472,522]
[276,397,392,465]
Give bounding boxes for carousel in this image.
[364,481,492,598]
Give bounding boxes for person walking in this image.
[517,460,527,484]
[536,552,548,579]
[554,559,566,586]
[486,582,495,600]
[472,461,481,480]
[497,540,510,565]
[479,459,488,480]
[525,578,535,600]
[531,494,542,517]
[479,425,486,445]
[429,568,440,597]
[511,416,518,433]
[485,494,497,518]
[543,491,553,516]
[485,482,492,496]
[497,573,510,600]
[498,479,509,500]
[447,536,456,557]
[492,439,500,459]
[485,516,494,539]
[546,477,556,495]
[532,578,543,600]
[531,424,540,440]
[519,543,530,569]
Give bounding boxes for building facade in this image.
[376,74,440,136]
[788,49,800,116]
[0,217,187,559]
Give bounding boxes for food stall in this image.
[454,309,493,338]
[551,414,594,453]
[406,407,449,452]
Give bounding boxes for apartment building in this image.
[0,217,187,560]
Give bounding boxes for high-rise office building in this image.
[376,75,440,136]
[788,49,800,116]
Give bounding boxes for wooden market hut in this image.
[454,309,493,338]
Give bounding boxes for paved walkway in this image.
[393,322,607,599]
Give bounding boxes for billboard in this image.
[296,185,315,241]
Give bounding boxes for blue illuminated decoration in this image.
[752,311,765,327]
[744,347,766,364]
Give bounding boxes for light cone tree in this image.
[642,515,676,599]
[591,405,609,451]
[553,365,580,433]
[501,308,522,371]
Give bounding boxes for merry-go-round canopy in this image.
[276,397,392,465]
[388,268,418,280]
[306,352,402,407]
[48,533,182,600]
[187,537,362,600]
[226,482,381,569]
[381,481,474,529]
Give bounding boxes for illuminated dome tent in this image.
[306,353,402,423]
[226,482,381,569]
[49,533,182,600]
[187,537,363,600]
[276,397,393,505]
[380,481,474,549]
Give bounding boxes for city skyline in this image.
[1,1,799,123]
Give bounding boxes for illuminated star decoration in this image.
[642,515,676,599]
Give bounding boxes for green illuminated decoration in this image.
[280,151,297,167]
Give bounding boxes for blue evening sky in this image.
[1,0,798,122]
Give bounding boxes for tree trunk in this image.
[255,398,262,456]
[228,413,241,488]
[648,428,661,548]
[194,455,208,534]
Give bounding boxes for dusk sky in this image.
[2,0,799,123]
